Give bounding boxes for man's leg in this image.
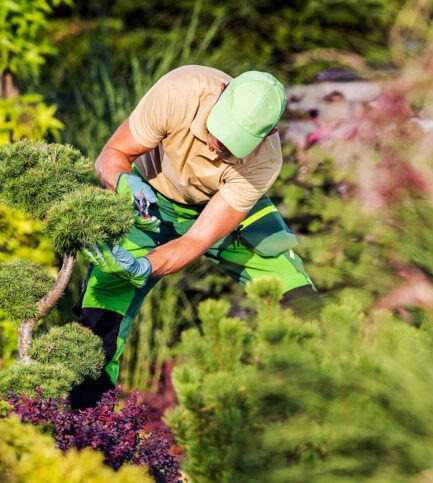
[280,285,323,318]
[205,196,321,318]
[70,201,178,409]
[69,308,128,409]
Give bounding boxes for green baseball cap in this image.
[206,71,287,158]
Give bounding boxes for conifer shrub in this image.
[166,278,433,482]
[0,138,135,381]
[0,259,54,321]
[0,323,104,400]
[0,139,91,220]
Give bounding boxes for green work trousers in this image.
[70,185,315,409]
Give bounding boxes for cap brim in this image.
[207,102,263,158]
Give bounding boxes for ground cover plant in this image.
[4,388,181,482]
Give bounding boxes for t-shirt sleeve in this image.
[219,134,283,212]
[129,78,173,148]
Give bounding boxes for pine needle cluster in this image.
[0,323,105,400]
[0,362,76,400]
[0,139,135,255]
[0,139,91,220]
[28,322,105,382]
[0,259,54,322]
[44,186,135,254]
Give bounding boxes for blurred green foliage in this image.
[0,95,64,145]
[167,282,433,482]
[26,0,407,159]
[0,0,69,144]
[0,0,72,79]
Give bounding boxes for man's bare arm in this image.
[95,117,153,190]
[147,191,247,276]
[95,118,247,277]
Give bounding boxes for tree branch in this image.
[18,318,38,363]
[37,254,76,319]
[18,254,76,362]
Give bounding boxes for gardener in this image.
[70,65,320,410]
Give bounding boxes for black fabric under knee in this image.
[77,308,123,363]
[69,371,115,410]
[281,285,324,319]
[69,308,123,410]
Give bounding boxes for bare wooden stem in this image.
[18,254,76,362]
[37,254,76,319]
[18,318,38,363]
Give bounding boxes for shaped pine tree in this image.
[0,139,134,397]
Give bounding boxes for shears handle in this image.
[134,194,151,219]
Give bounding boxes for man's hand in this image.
[82,243,152,288]
[116,173,161,233]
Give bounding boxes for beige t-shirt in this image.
[129,65,283,212]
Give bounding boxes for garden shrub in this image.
[0,323,105,400]
[0,414,153,483]
[166,279,433,482]
[5,388,182,483]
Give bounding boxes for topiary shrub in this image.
[0,139,134,367]
[0,323,105,400]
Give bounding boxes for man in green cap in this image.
[71,65,320,409]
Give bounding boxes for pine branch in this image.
[18,254,75,362]
[18,319,37,363]
[36,254,75,319]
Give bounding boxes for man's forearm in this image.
[94,117,153,190]
[95,147,134,190]
[145,191,247,277]
[146,234,207,277]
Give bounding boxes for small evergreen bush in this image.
[0,138,135,369]
[166,278,433,482]
[0,323,104,400]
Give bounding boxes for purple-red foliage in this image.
[5,387,182,483]
[128,360,184,458]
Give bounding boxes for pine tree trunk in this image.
[18,254,76,362]
[18,319,37,363]
[37,254,76,318]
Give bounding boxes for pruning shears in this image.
[134,194,151,219]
